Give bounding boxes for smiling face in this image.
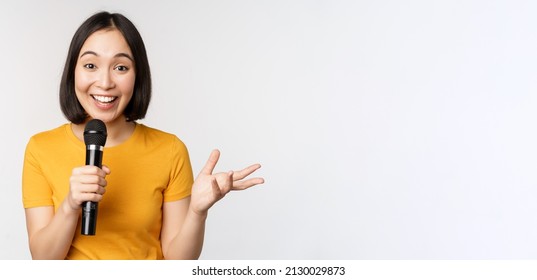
[74,28,136,125]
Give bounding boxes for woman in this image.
[22,11,264,260]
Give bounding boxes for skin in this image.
[24,28,264,259]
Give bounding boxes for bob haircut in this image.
[60,11,151,124]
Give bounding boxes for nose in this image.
[96,69,115,90]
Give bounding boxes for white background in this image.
[1,0,537,259]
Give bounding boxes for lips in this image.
[91,94,119,110]
[92,95,118,103]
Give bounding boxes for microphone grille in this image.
[84,119,107,146]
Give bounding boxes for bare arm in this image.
[24,165,109,259]
[160,198,207,260]
[25,202,79,259]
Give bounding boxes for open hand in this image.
[190,149,264,216]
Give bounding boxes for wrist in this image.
[188,207,208,220]
[61,199,81,217]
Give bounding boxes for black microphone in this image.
[81,119,107,236]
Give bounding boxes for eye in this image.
[115,65,129,71]
[84,63,96,69]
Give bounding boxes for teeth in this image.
[92,95,117,103]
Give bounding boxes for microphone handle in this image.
[81,145,103,235]
[81,201,98,235]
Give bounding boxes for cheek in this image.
[74,69,91,92]
[119,74,136,96]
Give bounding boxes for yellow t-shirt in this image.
[22,123,194,259]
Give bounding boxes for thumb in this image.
[102,165,111,175]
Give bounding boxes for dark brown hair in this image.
[59,11,151,124]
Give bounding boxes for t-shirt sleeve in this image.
[163,136,194,202]
[22,137,54,208]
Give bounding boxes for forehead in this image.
[79,28,132,56]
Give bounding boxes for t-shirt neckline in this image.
[64,122,142,151]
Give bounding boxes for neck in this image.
[72,117,136,147]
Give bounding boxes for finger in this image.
[232,164,262,181]
[231,177,265,191]
[92,166,109,177]
[68,186,106,208]
[199,149,220,176]
[74,175,107,186]
[81,192,105,203]
[102,165,111,175]
[82,185,106,195]
[96,186,106,195]
[70,186,104,205]
[73,166,108,177]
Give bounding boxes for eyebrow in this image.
[79,51,134,62]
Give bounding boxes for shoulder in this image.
[24,124,76,162]
[29,124,69,140]
[26,124,71,149]
[136,124,189,151]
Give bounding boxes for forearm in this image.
[164,208,208,260]
[28,201,79,259]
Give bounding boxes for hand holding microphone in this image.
[80,119,107,235]
[65,119,108,235]
[66,119,108,235]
